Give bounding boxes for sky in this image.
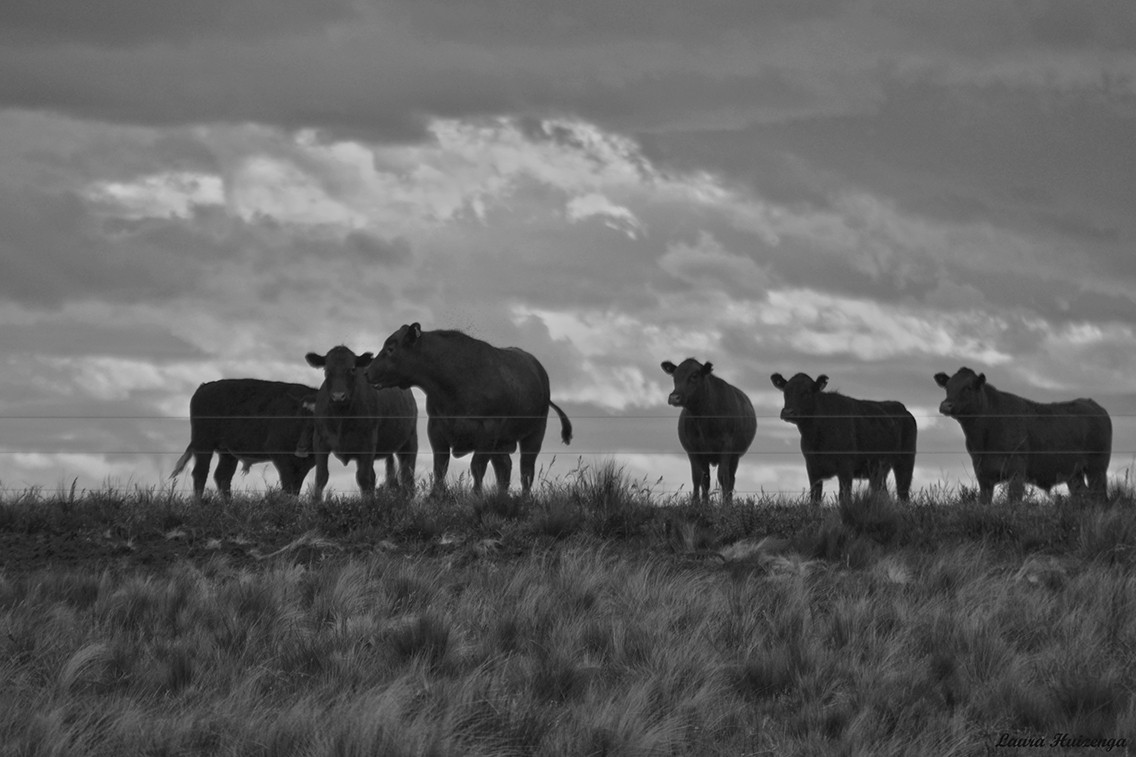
[1,1,1135,500]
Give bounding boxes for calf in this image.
[934,367,1111,502]
[661,359,757,503]
[169,379,316,499]
[306,345,417,501]
[771,372,916,502]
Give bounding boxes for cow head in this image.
[770,372,828,424]
[365,322,421,389]
[934,367,986,417]
[661,359,713,407]
[307,345,373,408]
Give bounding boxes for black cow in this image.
[306,345,418,501]
[169,379,317,499]
[771,372,917,502]
[364,323,572,495]
[660,359,757,503]
[934,367,1111,502]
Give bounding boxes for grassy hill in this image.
[2,466,1134,755]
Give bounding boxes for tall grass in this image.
[2,471,1136,754]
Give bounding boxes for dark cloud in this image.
[387,0,838,46]
[343,231,413,265]
[0,0,357,47]
[0,189,199,306]
[0,322,205,361]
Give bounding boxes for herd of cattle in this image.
[171,322,1114,504]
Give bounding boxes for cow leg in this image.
[688,455,710,503]
[312,453,330,502]
[491,453,513,494]
[190,452,213,499]
[1066,471,1088,498]
[518,431,543,495]
[976,480,995,504]
[380,455,398,488]
[396,434,417,492]
[868,465,888,499]
[213,453,239,500]
[1087,467,1109,499]
[893,456,915,503]
[470,452,490,494]
[1005,477,1026,503]
[427,421,450,494]
[395,430,417,493]
[808,478,823,504]
[837,471,854,504]
[717,455,740,503]
[355,455,377,498]
[275,459,300,496]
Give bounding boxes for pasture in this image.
[2,469,1135,756]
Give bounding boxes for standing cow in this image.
[305,345,418,501]
[660,359,757,503]
[934,367,1111,502]
[170,379,317,500]
[364,323,572,495]
[771,372,917,503]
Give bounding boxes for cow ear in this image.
[814,375,828,392]
[701,362,714,376]
[355,352,374,368]
[934,372,950,388]
[661,361,677,375]
[305,352,326,368]
[407,323,422,344]
[770,373,787,389]
[975,373,986,388]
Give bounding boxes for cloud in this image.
[658,231,771,295]
[2,0,1136,500]
[565,193,642,238]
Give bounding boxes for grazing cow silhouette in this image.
[660,358,756,503]
[934,367,1111,502]
[364,323,572,495]
[771,372,917,503]
[305,345,417,501]
[170,379,316,499]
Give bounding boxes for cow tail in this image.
[170,446,194,479]
[550,401,573,445]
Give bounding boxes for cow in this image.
[364,323,572,495]
[933,367,1111,502]
[770,372,917,503]
[169,379,317,500]
[305,345,418,501]
[660,359,757,503]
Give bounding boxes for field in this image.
[2,467,1135,756]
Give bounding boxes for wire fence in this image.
[0,411,1130,496]
[0,413,1132,420]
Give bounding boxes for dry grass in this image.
[2,475,1135,754]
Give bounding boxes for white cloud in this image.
[85,171,224,219]
[761,288,1013,363]
[658,231,770,293]
[565,193,643,238]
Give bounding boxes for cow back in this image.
[798,393,914,457]
[959,388,1112,483]
[189,379,315,456]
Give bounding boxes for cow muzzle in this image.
[779,408,800,424]
[939,400,954,416]
[667,393,684,407]
[330,390,350,404]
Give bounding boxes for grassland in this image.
[2,467,1135,756]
